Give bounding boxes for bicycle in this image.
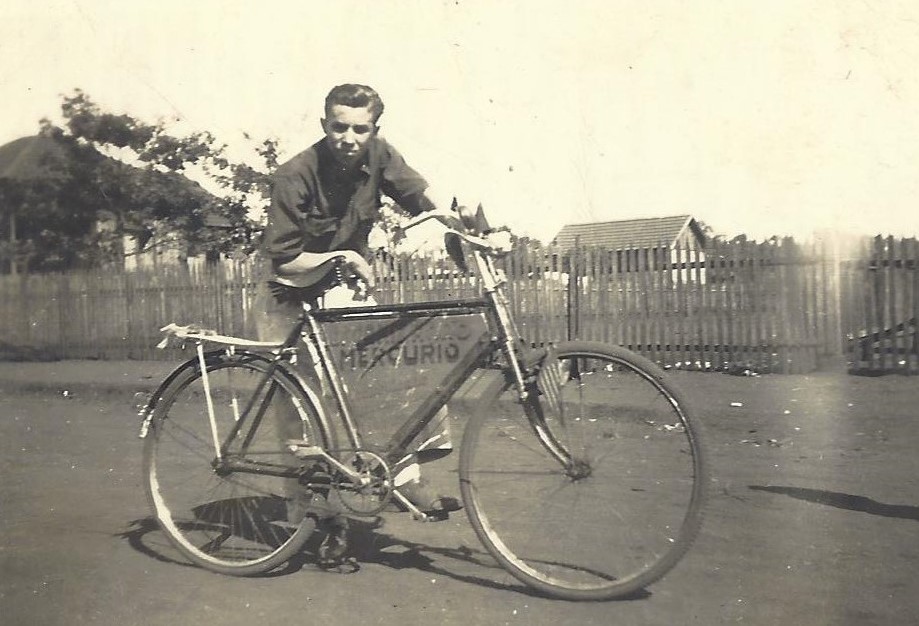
[138,206,708,601]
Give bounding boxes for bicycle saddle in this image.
[267,255,351,305]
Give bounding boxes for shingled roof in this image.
[0,135,71,181]
[553,215,704,250]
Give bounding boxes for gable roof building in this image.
[0,135,71,182]
[0,134,230,272]
[553,215,705,251]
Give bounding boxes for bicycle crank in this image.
[331,449,394,516]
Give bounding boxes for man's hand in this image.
[484,230,512,253]
[339,250,375,287]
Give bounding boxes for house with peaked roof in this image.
[553,215,707,280]
[0,134,231,273]
[0,135,70,181]
[553,215,705,252]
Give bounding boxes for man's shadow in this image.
[117,515,649,601]
[749,485,919,521]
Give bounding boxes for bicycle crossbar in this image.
[310,298,490,322]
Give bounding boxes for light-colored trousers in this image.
[253,282,452,494]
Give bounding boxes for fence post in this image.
[57,272,69,358]
[828,234,844,359]
[567,240,579,341]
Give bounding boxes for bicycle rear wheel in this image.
[460,341,708,600]
[143,352,331,575]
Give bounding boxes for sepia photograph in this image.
[1,1,918,624]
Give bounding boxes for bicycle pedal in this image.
[392,489,446,522]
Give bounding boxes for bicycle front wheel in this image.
[460,341,708,600]
[143,352,331,576]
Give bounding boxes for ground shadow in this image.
[341,518,649,601]
[118,516,649,601]
[749,485,919,521]
[116,516,319,576]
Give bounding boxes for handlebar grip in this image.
[473,204,492,234]
[455,204,491,235]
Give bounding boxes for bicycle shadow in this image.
[116,516,323,577]
[335,517,545,596]
[748,485,919,521]
[117,515,649,601]
[115,514,527,590]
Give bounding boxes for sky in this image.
[3,0,919,242]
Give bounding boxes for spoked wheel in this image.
[460,341,708,600]
[143,352,331,576]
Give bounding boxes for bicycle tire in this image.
[459,341,708,600]
[143,351,332,576]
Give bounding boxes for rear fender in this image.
[138,350,336,449]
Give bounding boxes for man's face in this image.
[322,104,377,168]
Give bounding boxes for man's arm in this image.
[409,185,456,215]
[379,140,456,217]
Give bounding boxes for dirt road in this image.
[1,367,917,625]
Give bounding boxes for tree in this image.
[1,90,276,272]
[57,90,277,258]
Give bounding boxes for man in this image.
[256,84,460,534]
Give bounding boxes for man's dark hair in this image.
[324,84,385,122]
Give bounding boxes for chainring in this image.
[332,450,393,516]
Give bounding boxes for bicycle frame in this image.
[305,299,495,461]
[276,248,536,467]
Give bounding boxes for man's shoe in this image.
[317,516,350,567]
[397,479,462,519]
[415,446,453,463]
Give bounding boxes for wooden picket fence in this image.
[373,239,831,374]
[565,240,824,374]
[0,263,259,361]
[840,236,919,375]
[1,236,916,374]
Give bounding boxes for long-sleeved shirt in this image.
[262,136,433,268]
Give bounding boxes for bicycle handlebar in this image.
[396,206,511,256]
